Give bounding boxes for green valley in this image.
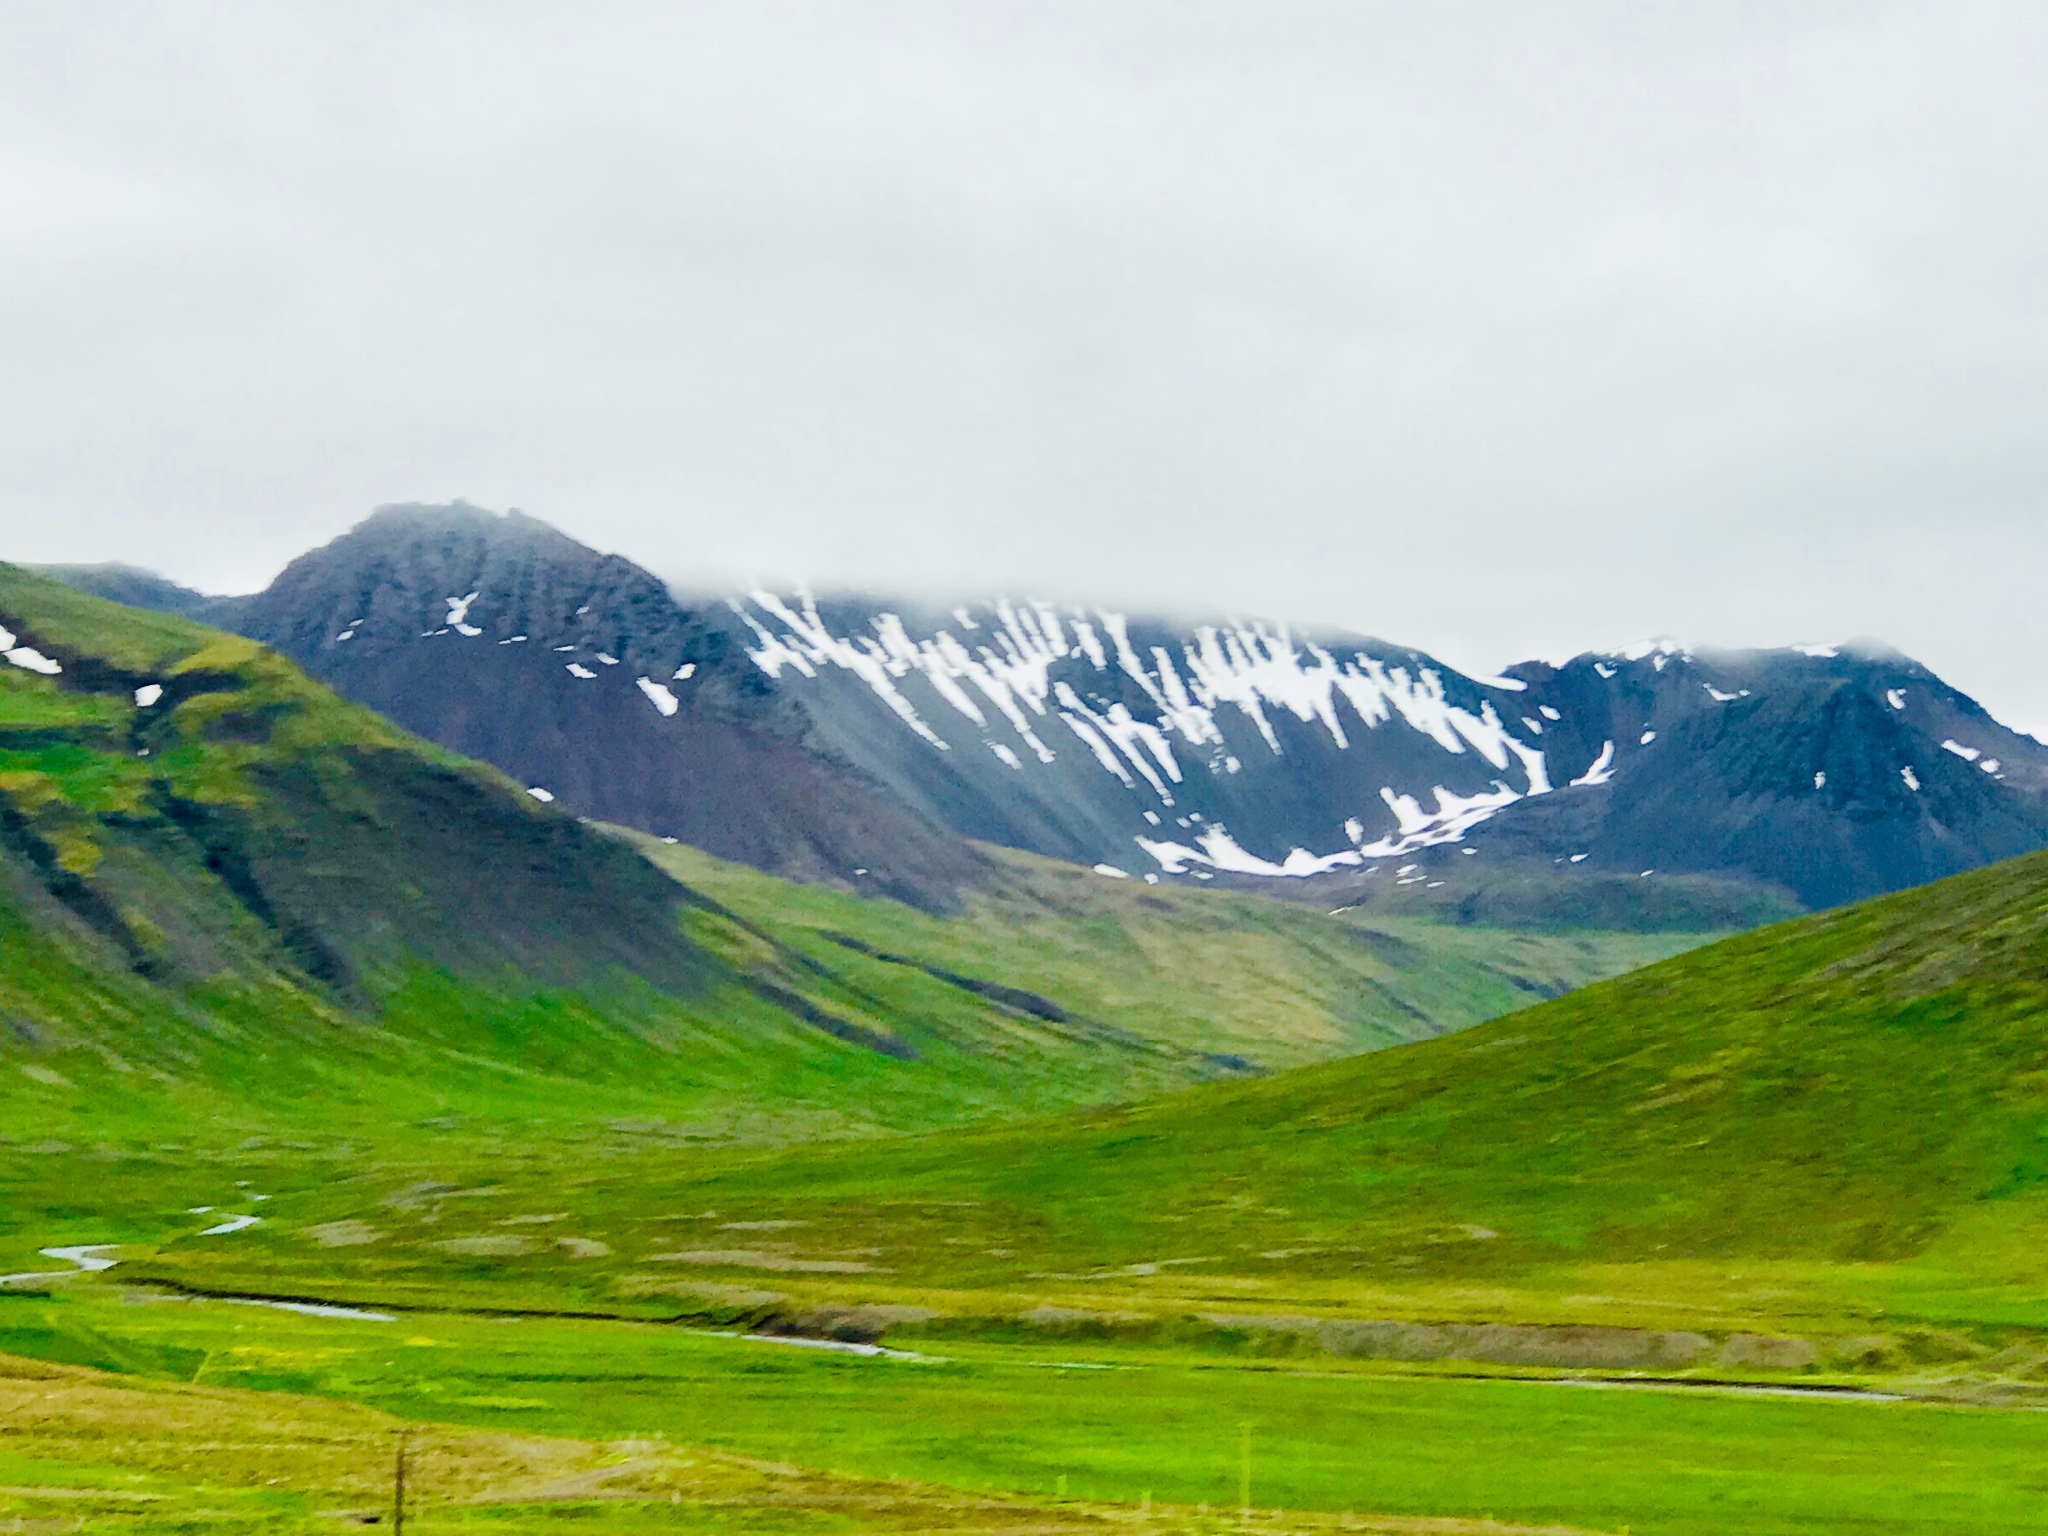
[9,559,2048,1534]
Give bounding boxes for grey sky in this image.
[4,3,2046,734]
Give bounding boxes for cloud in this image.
[3,2,2046,727]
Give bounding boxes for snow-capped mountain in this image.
[41,503,2048,912]
[731,597,2048,909]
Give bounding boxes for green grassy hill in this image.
[116,844,2048,1382]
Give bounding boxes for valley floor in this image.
[5,1278,2048,1536]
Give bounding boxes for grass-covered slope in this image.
[627,833,1701,1075]
[597,844,2048,1298]
[120,846,2048,1362]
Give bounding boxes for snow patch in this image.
[1092,864,1129,879]
[1539,706,1562,721]
[1796,643,1841,659]
[1901,766,1920,792]
[1814,772,1827,789]
[199,1214,260,1236]
[1886,689,1907,711]
[527,787,556,803]
[2,633,61,675]
[1639,731,1657,745]
[636,677,680,716]
[673,663,696,680]
[1570,741,1616,787]
[133,684,163,708]
[1138,823,1366,878]
[1941,739,1979,762]
[989,742,1022,769]
[566,663,597,679]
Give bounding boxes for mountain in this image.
[2,561,1706,1172]
[44,503,2048,912]
[0,563,1223,1148]
[82,506,990,911]
[735,599,2048,911]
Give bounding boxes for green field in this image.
[6,1285,2048,1535]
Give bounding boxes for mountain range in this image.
[43,500,2048,914]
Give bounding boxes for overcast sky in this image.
[4,3,2046,734]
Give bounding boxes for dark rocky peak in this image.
[236,502,771,710]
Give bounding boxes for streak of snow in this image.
[1640,731,1657,745]
[1704,685,1746,702]
[1887,689,1907,710]
[1521,716,1544,735]
[735,597,1549,795]
[501,635,528,644]
[637,677,680,716]
[1594,663,1617,679]
[134,684,163,707]
[1901,766,1920,791]
[1539,706,1562,721]
[1464,670,1527,691]
[597,654,620,666]
[1092,864,1129,879]
[1360,783,1523,856]
[989,742,1022,769]
[1796,643,1840,659]
[1942,739,1980,762]
[1570,853,1589,864]
[1571,742,1616,787]
[738,591,948,748]
[1137,824,1364,878]
[527,787,555,802]
[673,663,696,680]
[566,663,597,679]
[200,1214,260,1236]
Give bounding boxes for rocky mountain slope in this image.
[47,502,2048,912]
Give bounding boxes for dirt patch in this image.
[1202,1313,1715,1370]
[432,1235,541,1258]
[645,1249,880,1274]
[1718,1333,1819,1371]
[302,1220,382,1248]
[768,1305,940,1343]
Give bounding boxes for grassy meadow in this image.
[7,1284,2048,1535]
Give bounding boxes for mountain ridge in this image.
[40,502,2048,912]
